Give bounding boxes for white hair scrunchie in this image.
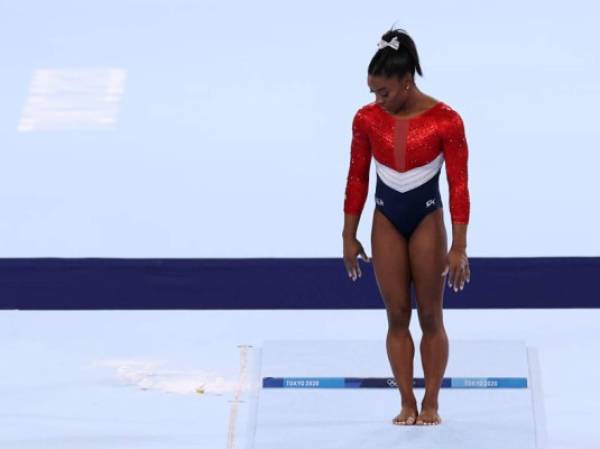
[377,36,400,51]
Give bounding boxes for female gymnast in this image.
[342,28,471,426]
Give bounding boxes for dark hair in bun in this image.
[368,28,423,81]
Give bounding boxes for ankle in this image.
[401,398,418,408]
[421,399,438,410]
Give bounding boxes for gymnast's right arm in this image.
[342,110,372,281]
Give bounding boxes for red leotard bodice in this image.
[343,101,470,224]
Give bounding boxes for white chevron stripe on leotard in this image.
[375,153,444,193]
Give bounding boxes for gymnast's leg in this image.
[371,208,418,425]
[408,208,449,425]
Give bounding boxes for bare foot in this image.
[415,407,442,425]
[392,404,418,425]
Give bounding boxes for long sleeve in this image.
[440,110,470,224]
[343,109,372,216]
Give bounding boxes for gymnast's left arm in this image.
[440,110,471,292]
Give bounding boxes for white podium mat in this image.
[249,340,546,449]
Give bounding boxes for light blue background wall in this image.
[0,0,598,257]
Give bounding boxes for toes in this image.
[393,410,418,426]
[392,416,406,425]
[393,419,410,425]
[415,416,441,425]
[393,415,416,425]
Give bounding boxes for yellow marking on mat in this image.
[226,344,252,449]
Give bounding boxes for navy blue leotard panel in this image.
[374,170,443,240]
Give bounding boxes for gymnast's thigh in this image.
[371,208,412,313]
[407,208,448,316]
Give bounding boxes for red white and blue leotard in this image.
[343,101,470,226]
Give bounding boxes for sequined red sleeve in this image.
[439,110,470,224]
[343,109,372,216]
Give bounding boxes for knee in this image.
[386,306,412,332]
[418,309,443,334]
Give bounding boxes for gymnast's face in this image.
[367,73,412,114]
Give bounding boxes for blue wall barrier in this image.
[0,257,597,309]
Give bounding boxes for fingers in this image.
[345,254,370,282]
[448,263,470,293]
[458,263,471,290]
[447,266,456,290]
[352,261,362,281]
[443,253,470,293]
[347,262,361,281]
[359,249,371,263]
[343,257,359,282]
[343,241,370,282]
[458,267,465,291]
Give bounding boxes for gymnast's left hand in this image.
[442,247,470,293]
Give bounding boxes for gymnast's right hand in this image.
[343,237,371,282]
